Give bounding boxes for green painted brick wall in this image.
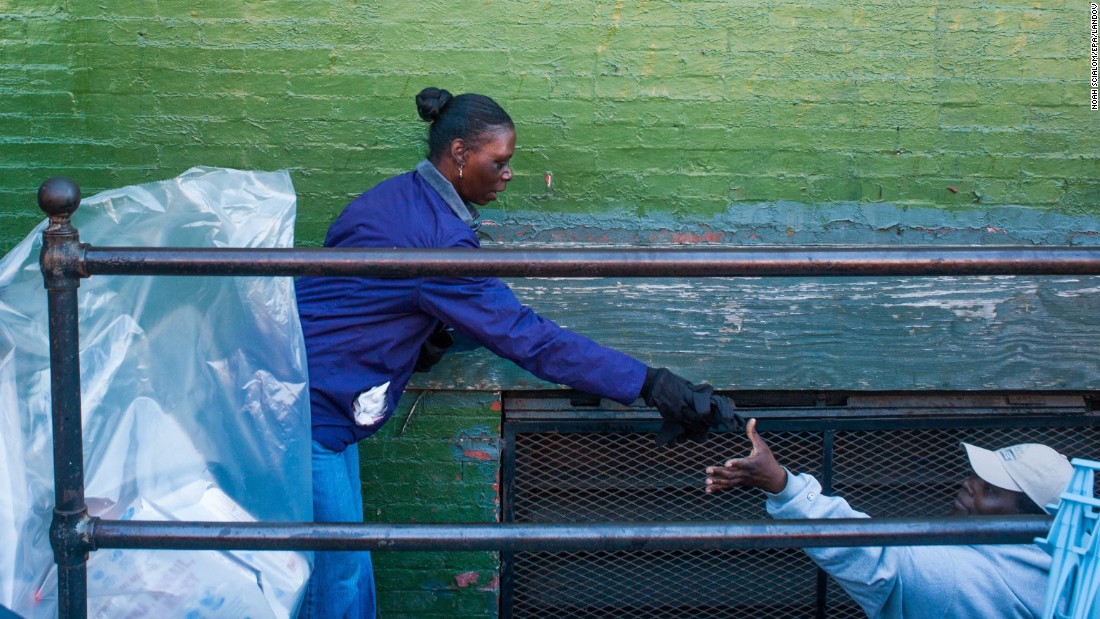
[358,390,502,618]
[2,1,1098,253]
[3,2,1098,617]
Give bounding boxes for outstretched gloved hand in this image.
[640,367,745,446]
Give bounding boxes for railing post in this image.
[38,177,91,619]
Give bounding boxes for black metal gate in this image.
[501,391,1100,618]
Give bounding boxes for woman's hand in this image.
[705,418,788,494]
[641,367,745,446]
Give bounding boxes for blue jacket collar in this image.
[416,159,480,229]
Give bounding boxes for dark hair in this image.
[415,87,513,161]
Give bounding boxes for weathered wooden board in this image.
[410,273,1100,392]
[409,204,1100,393]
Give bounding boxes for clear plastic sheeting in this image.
[0,167,312,618]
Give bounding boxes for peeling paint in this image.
[452,426,503,462]
[881,298,1003,320]
[723,312,744,332]
[670,230,724,243]
[1053,286,1100,297]
[478,574,501,593]
[478,202,1100,248]
[454,572,479,588]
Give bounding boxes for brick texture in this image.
[358,390,502,618]
[2,1,1096,253]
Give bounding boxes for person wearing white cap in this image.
[955,442,1074,517]
[705,419,1075,619]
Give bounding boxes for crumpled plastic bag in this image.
[0,167,312,618]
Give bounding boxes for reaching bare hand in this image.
[705,418,788,494]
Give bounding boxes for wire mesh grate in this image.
[505,411,1100,618]
[831,426,1100,518]
[512,431,818,523]
[511,548,820,619]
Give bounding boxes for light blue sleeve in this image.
[764,472,935,618]
[764,472,1047,619]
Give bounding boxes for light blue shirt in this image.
[766,472,1051,618]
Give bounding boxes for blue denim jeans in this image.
[298,440,376,619]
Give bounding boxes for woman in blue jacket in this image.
[294,87,739,619]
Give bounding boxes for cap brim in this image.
[962,442,1022,492]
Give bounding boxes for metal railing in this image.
[35,176,1100,618]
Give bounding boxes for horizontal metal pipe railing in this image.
[35,177,1094,617]
[90,516,1052,552]
[81,245,1100,278]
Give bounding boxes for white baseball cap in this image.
[961,442,1074,515]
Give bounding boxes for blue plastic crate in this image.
[1037,458,1100,619]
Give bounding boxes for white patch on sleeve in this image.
[352,381,390,427]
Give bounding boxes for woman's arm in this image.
[417,274,647,405]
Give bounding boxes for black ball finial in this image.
[37,177,81,218]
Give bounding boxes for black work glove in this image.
[640,367,745,446]
[414,322,455,373]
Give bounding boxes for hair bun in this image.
[415,87,453,122]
